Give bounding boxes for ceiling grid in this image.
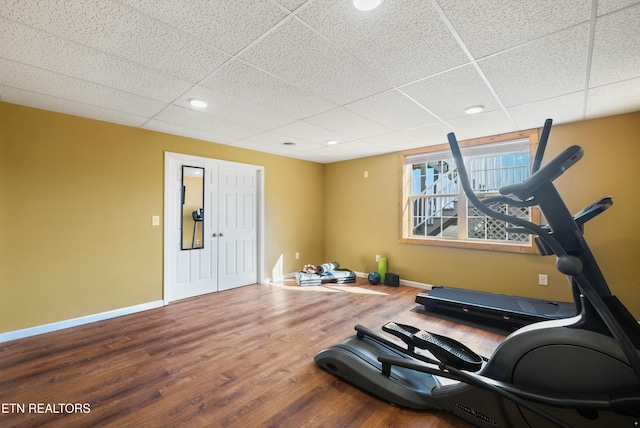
[0,0,638,163]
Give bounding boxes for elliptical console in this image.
[314,119,640,427]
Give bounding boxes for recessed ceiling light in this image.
[189,98,208,108]
[326,140,338,145]
[464,105,484,115]
[353,0,382,11]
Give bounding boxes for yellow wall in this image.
[1,102,638,334]
[323,112,640,319]
[0,103,324,332]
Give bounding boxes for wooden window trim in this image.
[398,128,541,254]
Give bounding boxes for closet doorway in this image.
[164,152,264,303]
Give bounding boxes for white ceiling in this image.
[1,0,639,164]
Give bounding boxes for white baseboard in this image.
[262,271,297,283]
[400,278,435,290]
[0,300,165,343]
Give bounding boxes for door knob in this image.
[219,233,224,237]
[212,233,217,237]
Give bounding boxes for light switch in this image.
[152,215,160,226]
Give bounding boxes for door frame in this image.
[163,152,265,304]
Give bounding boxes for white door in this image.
[165,156,217,302]
[218,162,258,291]
[164,153,262,303]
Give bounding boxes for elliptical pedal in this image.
[411,330,483,372]
[382,321,484,372]
[381,322,421,350]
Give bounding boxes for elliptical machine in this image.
[314,120,640,427]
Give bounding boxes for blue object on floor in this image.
[368,272,381,285]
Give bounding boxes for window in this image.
[399,129,541,253]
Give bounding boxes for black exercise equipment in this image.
[191,208,203,248]
[416,286,577,331]
[314,119,640,427]
[414,119,613,330]
[415,196,613,330]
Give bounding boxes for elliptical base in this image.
[314,334,441,410]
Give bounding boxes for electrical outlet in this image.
[152,215,160,226]
[539,274,548,286]
[295,252,300,260]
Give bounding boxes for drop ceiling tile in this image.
[237,130,313,146]
[0,0,230,82]
[269,120,352,146]
[238,17,392,105]
[361,131,425,152]
[274,0,308,12]
[0,58,166,117]
[586,77,640,118]
[200,60,337,119]
[438,0,591,59]
[0,85,149,127]
[0,18,193,102]
[298,0,468,86]
[234,130,323,152]
[589,4,640,87]
[479,24,590,108]
[401,122,457,149]
[400,64,502,121]
[508,92,585,130]
[143,119,238,145]
[118,0,287,55]
[288,145,362,164]
[344,89,439,131]
[303,107,391,139]
[232,139,304,157]
[597,0,640,15]
[153,105,263,140]
[447,110,518,140]
[176,86,297,131]
[331,140,390,157]
[1,0,638,165]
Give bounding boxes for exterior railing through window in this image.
[400,128,540,253]
[410,152,531,241]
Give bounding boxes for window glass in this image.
[400,130,539,253]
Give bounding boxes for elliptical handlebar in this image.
[499,145,583,201]
[531,118,553,173]
[448,124,640,384]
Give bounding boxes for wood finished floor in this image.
[0,278,505,427]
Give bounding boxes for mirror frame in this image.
[181,165,205,250]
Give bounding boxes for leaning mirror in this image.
[181,166,204,250]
